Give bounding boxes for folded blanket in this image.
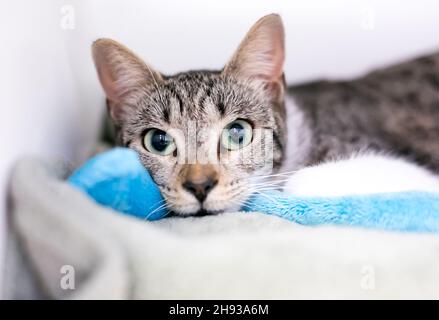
[5,157,439,299]
[246,191,439,232]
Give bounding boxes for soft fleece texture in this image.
[68,148,165,220]
[246,191,439,232]
[5,157,439,299]
[68,148,439,232]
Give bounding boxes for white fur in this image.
[284,153,439,197]
[281,96,313,171]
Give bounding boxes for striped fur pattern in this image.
[92,15,286,215]
[93,13,439,216]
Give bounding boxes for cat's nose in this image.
[183,178,218,202]
[182,164,219,202]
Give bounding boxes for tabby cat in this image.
[92,14,439,216]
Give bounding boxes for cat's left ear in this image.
[223,14,285,101]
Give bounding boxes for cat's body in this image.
[92,14,439,216]
[283,53,439,173]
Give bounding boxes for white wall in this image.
[78,0,439,83]
[0,0,104,294]
[1,0,439,295]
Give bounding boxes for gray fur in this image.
[93,16,439,216]
[288,52,439,172]
[101,49,439,216]
[116,71,284,215]
[118,51,439,215]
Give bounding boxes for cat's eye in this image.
[221,119,253,150]
[143,129,176,156]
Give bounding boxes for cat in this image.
[92,14,439,216]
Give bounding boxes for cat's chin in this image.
[170,203,241,217]
[171,208,226,217]
[166,209,224,218]
[168,196,246,216]
[193,209,224,217]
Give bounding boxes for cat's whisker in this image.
[229,198,252,211]
[247,183,287,191]
[249,188,283,193]
[248,189,277,201]
[248,190,282,194]
[250,170,299,179]
[247,178,290,184]
[245,177,292,185]
[248,190,287,211]
[146,199,166,212]
[248,180,289,188]
[253,182,285,188]
[144,202,169,220]
[249,177,291,183]
[161,209,173,219]
[247,178,291,186]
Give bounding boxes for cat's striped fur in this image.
[93,14,439,215]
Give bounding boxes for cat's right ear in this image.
[92,39,162,122]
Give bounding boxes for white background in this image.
[1,0,439,293]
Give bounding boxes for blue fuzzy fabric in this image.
[68,148,439,232]
[69,148,165,220]
[244,191,439,232]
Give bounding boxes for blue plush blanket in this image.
[245,191,439,232]
[69,148,439,233]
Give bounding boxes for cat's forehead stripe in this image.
[164,71,225,118]
[131,70,277,133]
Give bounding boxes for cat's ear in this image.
[92,38,162,122]
[223,14,285,101]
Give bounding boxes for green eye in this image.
[143,129,176,156]
[221,119,253,150]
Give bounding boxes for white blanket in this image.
[5,158,439,299]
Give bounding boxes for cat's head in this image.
[92,14,287,216]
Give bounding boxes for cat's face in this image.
[92,14,287,216]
